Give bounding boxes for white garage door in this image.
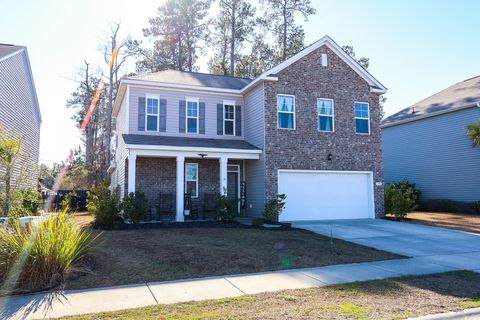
[278,170,374,221]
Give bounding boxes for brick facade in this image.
[263,45,385,217]
[135,157,176,206]
[134,157,243,210]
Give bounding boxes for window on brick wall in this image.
[354,102,370,134]
[317,98,334,132]
[185,163,198,198]
[277,94,295,129]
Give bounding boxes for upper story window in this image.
[354,102,370,135]
[146,95,159,131]
[277,94,295,129]
[317,98,334,132]
[223,101,235,135]
[185,163,198,198]
[186,98,199,134]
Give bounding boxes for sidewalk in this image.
[0,256,464,320]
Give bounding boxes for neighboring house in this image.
[0,44,41,190]
[110,35,387,222]
[382,76,480,202]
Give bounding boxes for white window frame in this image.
[145,94,160,132]
[223,100,236,136]
[186,97,199,134]
[317,98,335,132]
[185,163,198,198]
[277,94,296,130]
[354,101,370,135]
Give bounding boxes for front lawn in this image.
[67,221,402,290]
[66,271,480,319]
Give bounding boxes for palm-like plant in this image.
[466,122,480,148]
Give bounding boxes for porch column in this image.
[176,155,185,222]
[127,153,136,194]
[219,156,228,195]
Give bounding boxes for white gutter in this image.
[122,79,244,95]
[125,143,262,154]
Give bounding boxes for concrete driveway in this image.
[291,219,480,271]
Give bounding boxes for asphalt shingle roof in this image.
[383,75,480,126]
[125,70,252,90]
[123,134,260,150]
[0,44,24,60]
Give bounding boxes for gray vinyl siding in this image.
[113,95,128,198]
[128,86,244,140]
[244,83,266,217]
[0,50,41,190]
[382,107,480,202]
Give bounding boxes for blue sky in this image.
[1,0,479,164]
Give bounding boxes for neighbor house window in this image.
[224,101,235,135]
[186,98,199,134]
[185,163,198,198]
[146,95,159,131]
[354,102,370,134]
[277,94,295,129]
[318,98,334,132]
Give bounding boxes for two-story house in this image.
[111,36,387,222]
[0,44,41,190]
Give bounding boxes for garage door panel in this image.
[278,171,373,221]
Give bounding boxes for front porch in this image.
[124,143,261,222]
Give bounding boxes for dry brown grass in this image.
[66,271,480,320]
[399,211,480,234]
[66,215,402,290]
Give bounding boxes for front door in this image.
[227,165,240,203]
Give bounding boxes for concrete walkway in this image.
[2,219,480,319]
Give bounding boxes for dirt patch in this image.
[66,271,480,319]
[389,211,480,234]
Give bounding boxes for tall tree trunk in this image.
[230,3,236,76]
[178,34,184,71]
[83,61,94,171]
[104,25,119,181]
[222,37,228,75]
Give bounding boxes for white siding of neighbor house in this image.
[382,106,480,202]
[244,83,266,217]
[113,92,129,198]
[0,50,41,190]
[128,86,244,139]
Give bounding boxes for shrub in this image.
[8,189,43,217]
[263,194,287,223]
[384,178,420,218]
[0,210,99,294]
[121,191,148,224]
[214,193,238,222]
[87,182,120,227]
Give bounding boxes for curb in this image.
[407,307,480,320]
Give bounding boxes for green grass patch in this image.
[338,303,367,319]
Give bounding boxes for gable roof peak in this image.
[242,35,387,94]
